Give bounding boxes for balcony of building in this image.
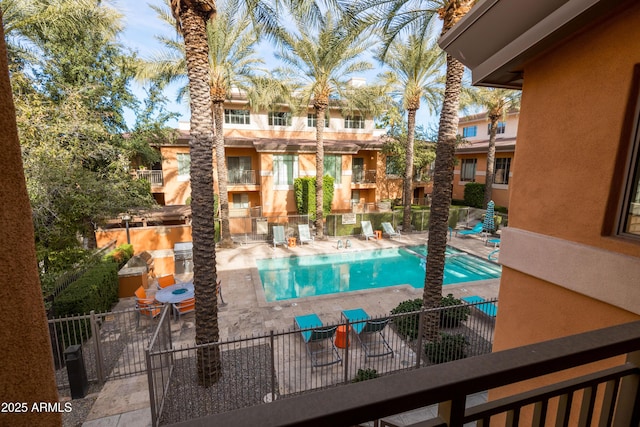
[134,169,164,187]
[352,169,377,189]
[227,169,260,192]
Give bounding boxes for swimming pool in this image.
[257,246,501,302]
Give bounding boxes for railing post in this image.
[90,310,105,383]
[614,350,640,426]
[343,319,350,384]
[146,347,158,427]
[270,330,276,401]
[415,308,425,369]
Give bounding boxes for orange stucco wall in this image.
[491,1,640,411]
[452,153,512,208]
[160,146,191,205]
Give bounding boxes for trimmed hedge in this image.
[463,183,485,208]
[293,175,335,219]
[52,260,119,316]
[425,333,469,364]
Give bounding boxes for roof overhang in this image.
[456,137,516,155]
[439,0,634,89]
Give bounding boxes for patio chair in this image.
[134,286,161,326]
[341,308,394,360]
[455,222,484,238]
[294,314,342,368]
[462,296,498,318]
[272,225,288,248]
[361,220,376,240]
[298,224,314,245]
[157,274,175,289]
[381,222,400,238]
[172,297,195,320]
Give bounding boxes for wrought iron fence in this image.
[230,214,310,245]
[146,301,496,426]
[48,305,163,394]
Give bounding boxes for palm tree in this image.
[169,0,221,386]
[273,10,378,238]
[141,0,264,248]
[377,34,444,233]
[347,0,476,340]
[461,87,520,208]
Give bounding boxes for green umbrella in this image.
[483,200,495,234]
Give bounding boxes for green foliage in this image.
[353,368,379,382]
[464,183,485,208]
[52,260,119,317]
[293,176,335,219]
[425,333,469,364]
[439,294,471,328]
[390,298,423,340]
[103,244,134,268]
[382,122,437,181]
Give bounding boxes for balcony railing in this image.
[352,169,376,184]
[228,169,257,185]
[189,320,640,427]
[135,169,163,186]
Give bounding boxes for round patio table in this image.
[155,282,194,304]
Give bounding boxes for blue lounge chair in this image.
[272,225,287,248]
[341,308,394,359]
[361,220,376,240]
[381,222,400,238]
[294,314,342,368]
[455,222,484,238]
[298,224,314,245]
[461,296,498,318]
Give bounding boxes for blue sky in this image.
[117,1,438,131]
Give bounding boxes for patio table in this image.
[155,282,194,304]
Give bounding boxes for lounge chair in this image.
[341,308,394,360]
[298,224,314,245]
[381,222,400,238]
[294,314,342,368]
[361,220,376,240]
[461,296,498,318]
[272,225,288,248]
[455,222,484,238]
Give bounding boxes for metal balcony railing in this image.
[191,320,640,427]
[135,170,164,186]
[228,169,257,185]
[352,169,376,184]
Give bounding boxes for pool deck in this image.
[81,231,501,427]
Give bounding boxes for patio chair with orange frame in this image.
[134,286,161,326]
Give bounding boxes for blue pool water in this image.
[257,246,501,302]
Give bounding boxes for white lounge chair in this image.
[272,225,287,248]
[381,222,400,237]
[298,224,314,245]
[361,220,376,240]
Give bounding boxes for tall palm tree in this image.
[273,10,377,239]
[377,34,444,233]
[461,87,520,208]
[169,0,221,386]
[347,0,476,340]
[141,0,264,248]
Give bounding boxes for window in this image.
[493,158,511,185]
[488,121,506,135]
[232,193,249,209]
[307,113,329,128]
[462,126,477,138]
[620,96,640,237]
[224,109,250,125]
[385,156,402,176]
[227,156,252,184]
[177,153,190,181]
[344,115,364,129]
[460,158,477,182]
[268,111,292,126]
[324,155,342,184]
[273,154,298,186]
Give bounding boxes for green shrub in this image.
[53,260,119,317]
[390,298,423,340]
[103,243,134,268]
[353,368,379,382]
[425,333,469,364]
[439,294,471,328]
[463,183,485,208]
[293,176,335,219]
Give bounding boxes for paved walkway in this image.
[80,231,501,426]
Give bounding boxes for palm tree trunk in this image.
[213,100,233,248]
[180,5,221,386]
[484,115,499,208]
[403,108,417,232]
[0,22,61,425]
[423,52,466,341]
[315,105,326,239]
